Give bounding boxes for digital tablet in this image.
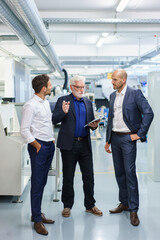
[84,117,101,127]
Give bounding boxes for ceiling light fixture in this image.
[102,32,109,37]
[96,37,105,47]
[96,33,109,48]
[116,0,131,12]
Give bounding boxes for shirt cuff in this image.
[26,137,35,144]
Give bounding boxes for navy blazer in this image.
[52,93,95,151]
[106,86,154,143]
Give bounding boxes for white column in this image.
[147,71,160,181]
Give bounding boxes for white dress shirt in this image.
[112,85,130,132]
[21,94,54,143]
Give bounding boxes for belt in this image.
[112,131,133,136]
[74,136,86,141]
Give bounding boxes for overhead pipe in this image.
[0,35,19,41]
[43,18,160,24]
[0,0,55,72]
[11,0,63,75]
[61,60,160,67]
[122,46,160,69]
[62,60,124,66]
[31,70,53,75]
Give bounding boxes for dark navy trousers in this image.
[28,139,55,222]
[111,132,139,212]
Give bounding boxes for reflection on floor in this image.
[0,128,160,240]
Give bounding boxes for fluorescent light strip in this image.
[96,33,109,47]
[102,32,109,37]
[116,0,131,12]
[96,37,105,47]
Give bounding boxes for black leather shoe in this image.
[109,203,128,213]
[130,212,140,226]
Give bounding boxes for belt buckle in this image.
[77,137,81,141]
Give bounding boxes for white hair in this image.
[69,75,85,85]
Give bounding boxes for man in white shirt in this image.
[105,69,153,226]
[21,74,55,236]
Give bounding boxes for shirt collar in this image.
[33,94,45,103]
[72,93,84,102]
[116,85,127,96]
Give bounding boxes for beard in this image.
[113,83,123,90]
[75,92,84,99]
[72,88,84,99]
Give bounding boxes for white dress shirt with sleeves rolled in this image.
[20,94,54,143]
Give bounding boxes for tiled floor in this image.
[0,129,160,240]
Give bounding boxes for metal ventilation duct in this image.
[0,0,55,72]
[43,18,160,24]
[62,61,124,66]
[122,47,160,69]
[11,0,63,75]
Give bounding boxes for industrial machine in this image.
[0,103,30,199]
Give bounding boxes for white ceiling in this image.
[34,0,118,11]
[34,0,160,12]
[0,0,160,78]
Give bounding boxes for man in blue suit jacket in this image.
[52,75,102,218]
[104,69,154,226]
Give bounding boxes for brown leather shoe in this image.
[41,213,55,224]
[109,203,128,214]
[130,212,140,226]
[34,222,48,235]
[62,208,71,217]
[86,206,103,216]
[31,213,55,224]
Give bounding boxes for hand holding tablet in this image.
[84,117,101,127]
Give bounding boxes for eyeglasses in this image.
[72,85,85,90]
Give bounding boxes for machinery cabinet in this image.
[0,104,30,196]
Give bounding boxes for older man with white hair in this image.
[52,75,102,217]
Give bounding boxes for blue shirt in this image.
[72,94,87,137]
